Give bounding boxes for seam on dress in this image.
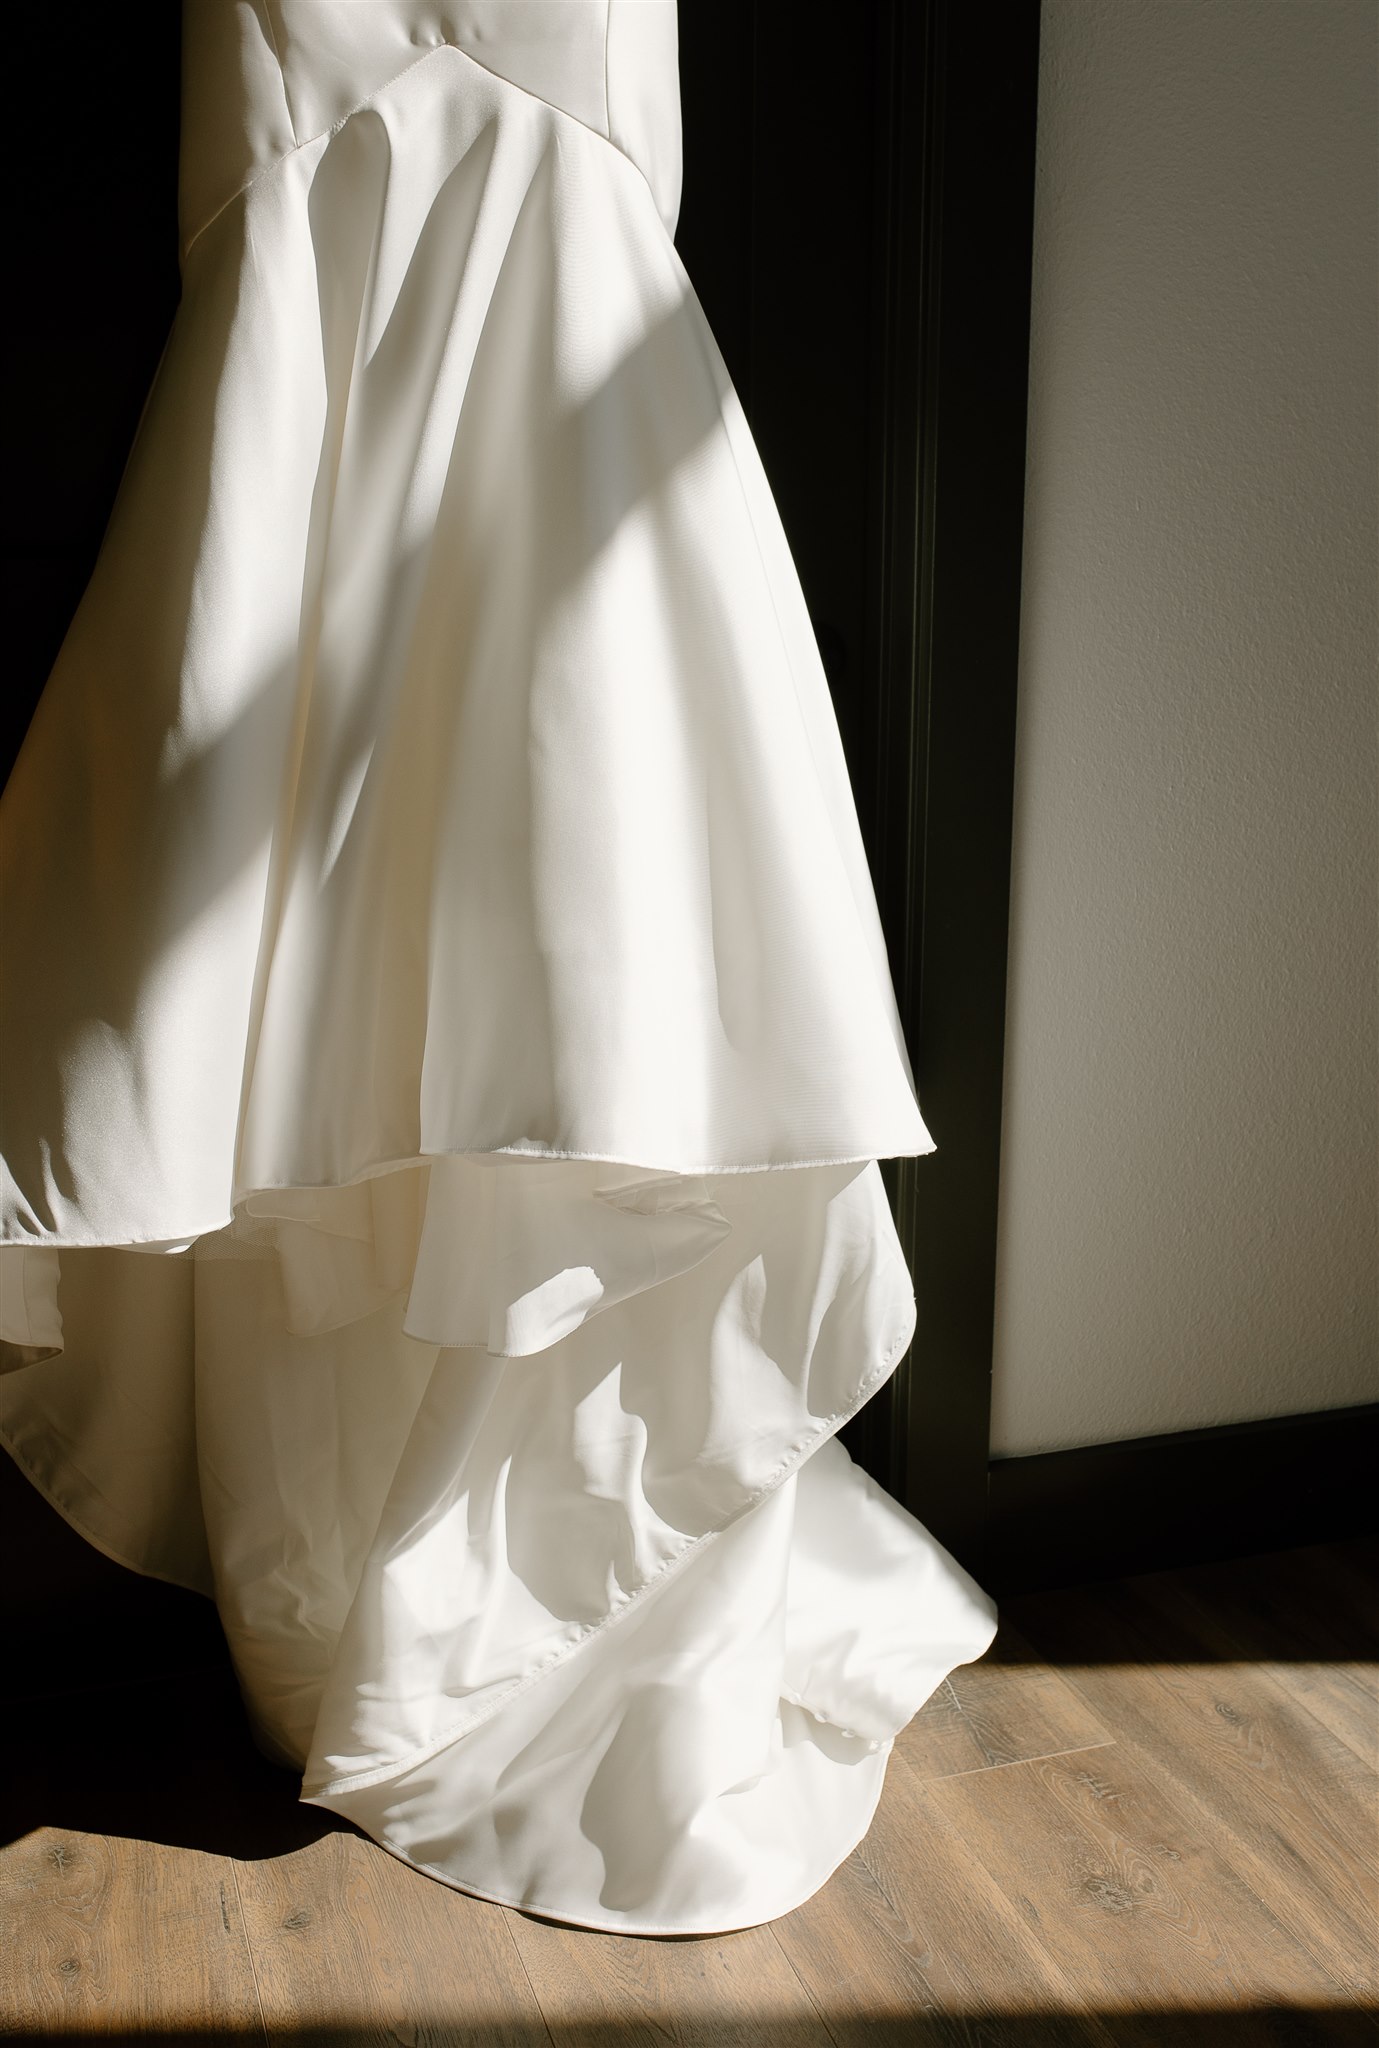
[236,1146,915,1214]
[366,1747,894,1937]
[181,39,449,263]
[602,0,612,140]
[358,1737,894,1937]
[0,1146,932,1253]
[181,34,657,265]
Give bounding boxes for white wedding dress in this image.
[0,0,996,1935]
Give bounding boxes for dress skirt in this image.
[0,0,996,1934]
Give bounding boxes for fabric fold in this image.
[0,0,997,1938]
[1,1151,995,1933]
[3,20,932,1258]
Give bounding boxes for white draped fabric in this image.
[0,0,996,1934]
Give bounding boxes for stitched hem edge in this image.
[324,1743,895,1939]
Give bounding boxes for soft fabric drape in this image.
[0,0,996,1934]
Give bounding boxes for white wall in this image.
[990,0,1378,1456]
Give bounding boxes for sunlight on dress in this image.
[0,0,996,1934]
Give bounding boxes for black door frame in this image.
[676,0,1041,1579]
[861,0,1042,1576]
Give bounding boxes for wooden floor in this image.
[1,1529,1375,2046]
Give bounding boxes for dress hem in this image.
[335,1752,898,1939]
[1,1133,936,1254]
[0,1422,212,1599]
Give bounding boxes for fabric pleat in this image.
[0,0,996,1934]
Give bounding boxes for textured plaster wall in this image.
[989,0,1378,1456]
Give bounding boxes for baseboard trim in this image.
[986,1402,1379,1595]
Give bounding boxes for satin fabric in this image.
[0,0,996,1934]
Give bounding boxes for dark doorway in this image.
[676,2,1041,1572]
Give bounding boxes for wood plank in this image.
[231,1829,549,2046]
[770,1758,1117,2048]
[1266,1660,1379,1775]
[1143,1545,1378,1767]
[896,1619,1112,1781]
[505,1903,830,2047]
[0,1825,263,2038]
[926,1746,1363,2041]
[1210,1539,1379,1654]
[1010,1577,1379,1997]
[5,1538,1375,2041]
[1139,1541,1379,1664]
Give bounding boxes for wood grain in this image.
[0,1825,261,2037]
[4,1539,1377,2043]
[1009,1576,1379,2000]
[896,1619,1112,1782]
[229,1828,549,2045]
[505,1908,830,2047]
[1140,1544,1378,1767]
[771,1763,1117,2048]
[926,1746,1362,2042]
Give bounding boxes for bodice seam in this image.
[182,36,629,267]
